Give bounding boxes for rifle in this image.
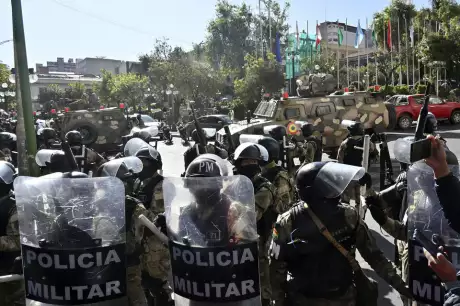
[224,125,235,156]
[377,133,395,190]
[61,140,79,172]
[414,83,431,141]
[189,103,207,154]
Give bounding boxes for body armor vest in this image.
[179,196,232,247]
[134,175,163,209]
[286,203,356,298]
[343,137,364,166]
[253,175,276,240]
[0,195,21,274]
[306,136,323,162]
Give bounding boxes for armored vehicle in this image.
[215,91,396,157]
[58,107,130,153]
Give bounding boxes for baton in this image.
[0,274,23,283]
[138,214,169,245]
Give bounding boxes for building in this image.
[30,72,102,106]
[75,58,143,76]
[36,58,76,74]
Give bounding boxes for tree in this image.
[38,84,64,104]
[93,70,115,106]
[111,73,149,110]
[374,51,403,86]
[0,64,16,109]
[65,82,86,100]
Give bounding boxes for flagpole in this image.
[346,18,349,87]
[316,20,319,59]
[390,16,394,85]
[337,20,340,88]
[366,18,369,87]
[404,14,409,86]
[397,15,402,85]
[325,6,328,61]
[357,20,360,90]
[418,23,421,82]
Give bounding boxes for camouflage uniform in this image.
[0,198,24,306]
[140,175,172,300]
[337,136,376,206]
[262,161,295,214]
[297,140,316,166]
[270,202,409,306]
[253,174,276,304]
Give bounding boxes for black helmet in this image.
[39,128,57,140]
[185,154,228,178]
[301,122,314,137]
[347,122,364,136]
[65,130,82,146]
[263,125,286,141]
[135,146,162,169]
[425,112,437,134]
[191,129,201,143]
[0,161,16,185]
[257,137,280,162]
[233,143,265,161]
[296,162,326,201]
[46,151,73,173]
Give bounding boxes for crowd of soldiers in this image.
[0,108,459,306]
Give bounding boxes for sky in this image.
[0,0,431,68]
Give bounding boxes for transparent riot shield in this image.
[123,138,149,157]
[14,177,127,306]
[407,162,460,306]
[163,175,260,306]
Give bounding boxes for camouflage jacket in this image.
[262,162,295,214]
[269,201,408,304]
[253,174,275,222]
[297,140,316,166]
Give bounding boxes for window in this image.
[430,97,443,105]
[103,115,113,121]
[198,117,209,123]
[284,108,300,119]
[395,96,409,106]
[343,99,355,107]
[412,96,425,104]
[316,105,333,116]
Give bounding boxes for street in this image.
[155,126,460,306]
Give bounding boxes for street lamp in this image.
[0,82,16,110]
[8,68,38,84]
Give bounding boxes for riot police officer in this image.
[270,161,411,306]
[96,157,149,306]
[233,143,275,306]
[258,136,295,213]
[37,127,58,149]
[0,161,22,306]
[65,130,105,173]
[298,122,322,165]
[183,129,228,171]
[337,122,375,206]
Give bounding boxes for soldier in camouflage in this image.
[183,129,228,172]
[0,161,23,306]
[95,158,148,306]
[233,143,275,306]
[65,130,106,173]
[337,122,375,207]
[270,162,411,306]
[297,122,322,166]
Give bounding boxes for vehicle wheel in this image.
[450,110,460,125]
[67,123,98,145]
[398,115,412,130]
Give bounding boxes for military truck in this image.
[215,91,396,157]
[58,107,130,153]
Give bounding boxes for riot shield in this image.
[97,156,143,177]
[202,128,216,140]
[163,175,260,306]
[35,149,64,167]
[14,176,127,306]
[123,138,150,157]
[407,162,460,305]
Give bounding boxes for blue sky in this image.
[0,0,430,68]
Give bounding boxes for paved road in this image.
[156,126,460,306]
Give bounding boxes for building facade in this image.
[75,58,142,76]
[36,58,76,74]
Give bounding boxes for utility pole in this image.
[11,0,38,176]
[259,0,263,57]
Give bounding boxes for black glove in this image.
[153,213,167,236]
[358,172,372,188]
[366,195,387,225]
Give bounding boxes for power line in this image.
[48,0,195,46]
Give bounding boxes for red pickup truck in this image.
[388,94,460,129]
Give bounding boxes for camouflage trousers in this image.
[141,234,172,296]
[0,279,25,306]
[127,265,148,306]
[259,238,271,301]
[287,286,356,306]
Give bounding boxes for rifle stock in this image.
[224,125,235,154]
[190,104,207,153]
[414,83,431,141]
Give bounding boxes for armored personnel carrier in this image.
[215,91,396,157]
[58,107,130,153]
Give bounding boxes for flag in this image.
[275,32,282,63]
[410,23,414,47]
[371,22,377,45]
[354,19,364,48]
[337,20,343,46]
[296,21,299,48]
[387,19,392,49]
[315,24,322,48]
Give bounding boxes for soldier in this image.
[65,130,106,173]
[270,161,411,306]
[183,129,228,171]
[233,143,275,306]
[258,136,295,213]
[0,161,22,306]
[297,122,322,166]
[96,157,149,306]
[337,122,375,206]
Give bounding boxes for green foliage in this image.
[394,85,410,94]
[65,82,86,100]
[0,64,16,109]
[234,53,284,113]
[38,84,64,104]
[93,70,115,106]
[416,85,427,94]
[380,85,395,96]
